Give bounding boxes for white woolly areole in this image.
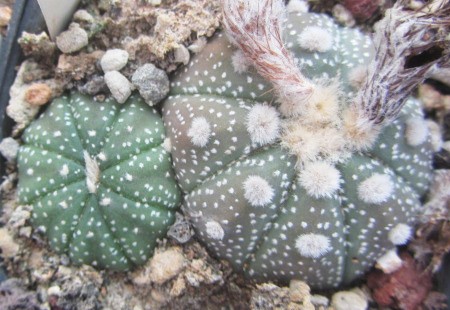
[299,162,341,198]
[426,120,442,152]
[84,151,100,194]
[297,26,333,53]
[295,233,331,258]
[376,249,403,274]
[388,223,412,245]
[243,175,275,207]
[187,117,211,147]
[246,104,280,146]
[287,0,309,13]
[358,173,394,204]
[205,221,224,240]
[348,65,369,90]
[405,117,429,146]
[59,164,69,177]
[231,50,251,73]
[162,137,172,152]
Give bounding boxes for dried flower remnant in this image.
[349,0,450,149]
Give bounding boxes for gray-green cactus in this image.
[17,92,181,271]
[162,9,433,288]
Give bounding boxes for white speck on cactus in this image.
[405,117,429,146]
[125,173,133,181]
[59,164,69,177]
[358,173,393,204]
[26,168,34,176]
[299,161,341,198]
[297,26,333,53]
[59,201,68,209]
[188,116,212,147]
[88,130,96,137]
[243,175,275,207]
[84,151,100,194]
[246,104,280,146]
[388,223,412,245]
[295,233,331,258]
[205,220,225,240]
[231,50,250,73]
[376,249,402,273]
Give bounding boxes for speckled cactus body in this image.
[162,10,433,289]
[18,92,181,271]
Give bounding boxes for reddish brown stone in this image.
[342,0,381,20]
[367,252,433,310]
[25,83,53,106]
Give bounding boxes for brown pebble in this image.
[0,6,12,27]
[25,83,52,106]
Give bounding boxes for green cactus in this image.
[162,10,433,288]
[17,92,181,271]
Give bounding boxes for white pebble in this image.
[104,71,132,104]
[331,291,368,310]
[0,137,19,161]
[101,49,129,72]
[56,23,88,53]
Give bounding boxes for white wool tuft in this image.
[426,120,442,152]
[343,106,380,151]
[376,249,403,273]
[100,197,112,207]
[388,223,412,245]
[205,221,225,240]
[163,137,172,152]
[246,104,280,146]
[231,50,251,73]
[358,173,394,204]
[297,26,333,53]
[59,164,69,177]
[187,117,211,147]
[405,117,429,146]
[299,162,341,198]
[295,233,331,258]
[84,151,100,194]
[287,0,309,13]
[243,175,275,207]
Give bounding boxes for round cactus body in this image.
[162,11,433,288]
[18,92,181,270]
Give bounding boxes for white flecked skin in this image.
[17,93,181,270]
[162,11,433,289]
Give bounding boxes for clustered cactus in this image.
[161,2,434,288]
[15,0,448,290]
[17,93,181,270]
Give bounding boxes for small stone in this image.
[331,291,368,310]
[149,248,186,284]
[56,23,88,53]
[73,9,95,24]
[104,71,132,104]
[310,294,329,307]
[289,280,314,309]
[47,286,61,297]
[332,4,356,27]
[170,276,186,297]
[79,75,107,95]
[25,83,52,106]
[101,49,129,72]
[174,44,190,65]
[19,227,32,238]
[0,137,20,161]
[131,63,170,105]
[188,37,208,54]
[0,6,12,27]
[167,212,194,243]
[0,228,20,259]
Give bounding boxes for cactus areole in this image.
[162,9,433,288]
[17,93,181,270]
